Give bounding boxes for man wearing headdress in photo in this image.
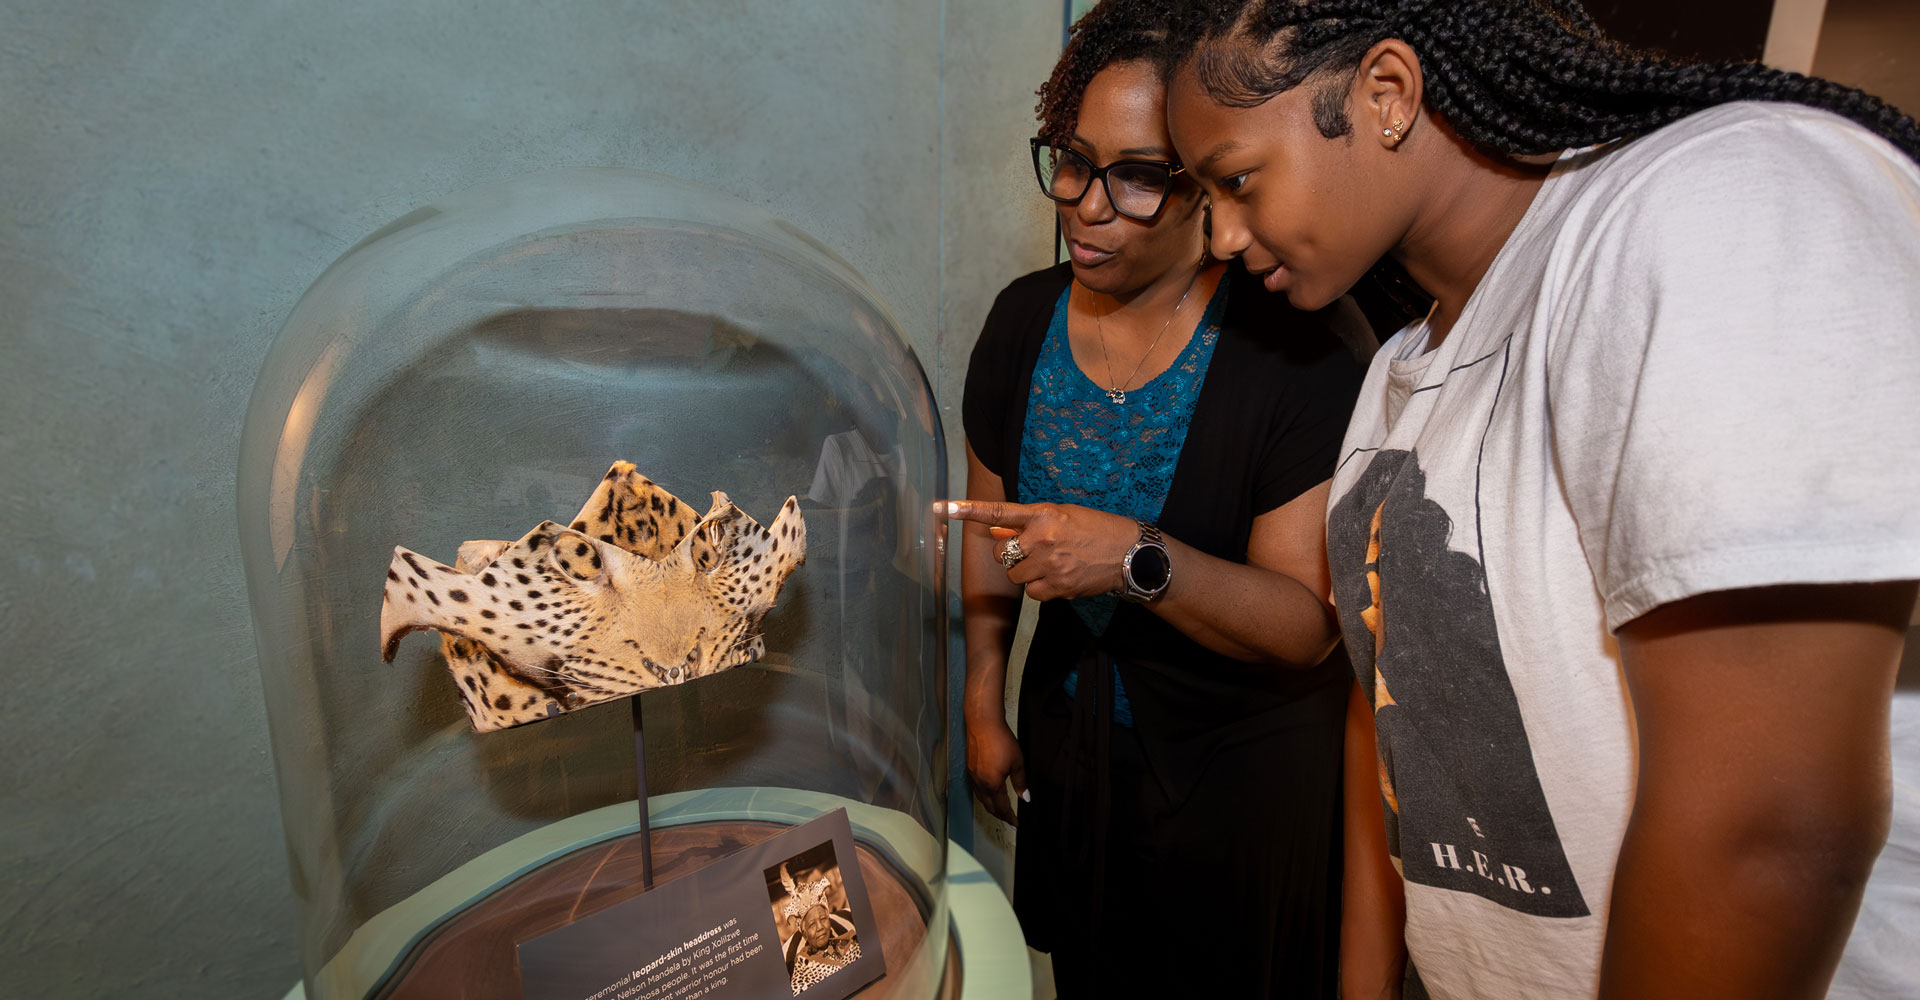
[777,862,861,995]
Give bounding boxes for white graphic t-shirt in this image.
[1327,103,1920,999]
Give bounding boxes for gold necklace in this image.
[1089,269,1198,404]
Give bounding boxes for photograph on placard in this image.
[764,841,861,996]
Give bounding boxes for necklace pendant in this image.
[1106,387,1127,404]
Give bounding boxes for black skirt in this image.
[1013,639,1349,1000]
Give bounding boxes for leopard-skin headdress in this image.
[779,862,833,919]
[380,461,806,732]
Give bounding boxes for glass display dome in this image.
[238,169,951,999]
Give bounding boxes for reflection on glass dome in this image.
[238,169,950,999]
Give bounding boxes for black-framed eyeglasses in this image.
[1031,138,1186,221]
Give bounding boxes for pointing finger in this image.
[942,499,1035,528]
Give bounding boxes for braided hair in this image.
[1174,0,1920,163]
[1037,0,1191,145]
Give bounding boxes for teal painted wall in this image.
[0,2,1055,995]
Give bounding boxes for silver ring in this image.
[998,536,1027,568]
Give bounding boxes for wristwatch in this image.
[1115,520,1171,603]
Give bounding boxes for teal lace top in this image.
[1017,279,1227,726]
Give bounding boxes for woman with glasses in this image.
[943,2,1368,995]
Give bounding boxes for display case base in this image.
[374,821,939,999]
[280,789,1026,1000]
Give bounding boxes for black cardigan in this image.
[962,261,1363,796]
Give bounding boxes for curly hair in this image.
[1172,0,1920,162]
[1036,0,1193,145]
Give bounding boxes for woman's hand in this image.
[945,499,1139,601]
[946,478,1340,666]
[966,708,1028,825]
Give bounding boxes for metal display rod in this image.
[632,696,655,890]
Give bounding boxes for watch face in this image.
[1130,544,1170,592]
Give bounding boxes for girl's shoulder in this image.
[1562,102,1919,217]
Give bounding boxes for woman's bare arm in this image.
[1153,479,1340,664]
[946,479,1341,666]
[1598,581,1915,1000]
[959,442,1028,823]
[1341,678,1407,999]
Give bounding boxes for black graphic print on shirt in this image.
[1328,449,1589,918]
